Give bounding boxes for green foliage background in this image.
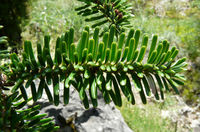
[22,0,86,46]
[129,0,200,105]
[0,0,29,48]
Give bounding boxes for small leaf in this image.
[102,32,109,61]
[147,50,157,64]
[131,50,139,63]
[20,85,28,100]
[84,69,91,79]
[167,79,180,94]
[88,39,94,54]
[146,74,160,100]
[46,54,54,68]
[110,42,117,62]
[91,76,97,99]
[127,38,135,62]
[172,78,185,85]
[162,77,170,91]
[108,25,115,49]
[121,47,129,61]
[137,46,147,62]
[155,74,164,100]
[65,72,76,88]
[44,82,53,103]
[96,42,104,62]
[106,73,112,91]
[131,73,142,91]
[93,27,100,59]
[53,74,60,106]
[12,79,23,93]
[172,57,187,67]
[31,82,37,102]
[120,73,127,86]
[141,35,148,47]
[134,29,141,50]
[112,75,122,106]
[159,50,171,65]
[170,49,179,60]
[125,28,134,47]
[37,43,45,67]
[114,49,122,64]
[77,31,88,62]
[153,43,163,64]
[82,48,88,63]
[64,82,70,105]
[92,19,108,28]
[89,76,98,107]
[118,33,125,49]
[142,76,151,96]
[37,78,45,99]
[104,48,111,63]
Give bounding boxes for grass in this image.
[22,0,87,49]
[131,1,200,60]
[117,93,180,132]
[130,0,200,105]
[131,16,200,59]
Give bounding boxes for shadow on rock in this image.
[76,108,102,124]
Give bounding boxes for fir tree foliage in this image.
[0,91,58,131]
[0,0,28,46]
[0,26,58,132]
[0,25,10,59]
[76,0,133,33]
[4,25,187,108]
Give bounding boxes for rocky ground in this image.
[27,82,133,132]
[161,95,200,132]
[25,79,200,132]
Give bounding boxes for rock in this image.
[160,95,200,131]
[194,104,200,111]
[179,106,194,117]
[161,110,170,119]
[34,82,132,132]
[191,119,200,132]
[194,127,200,132]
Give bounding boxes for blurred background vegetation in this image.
[0,0,28,49]
[0,0,199,131]
[130,0,200,106]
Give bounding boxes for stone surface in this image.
[161,95,200,132]
[34,83,132,132]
